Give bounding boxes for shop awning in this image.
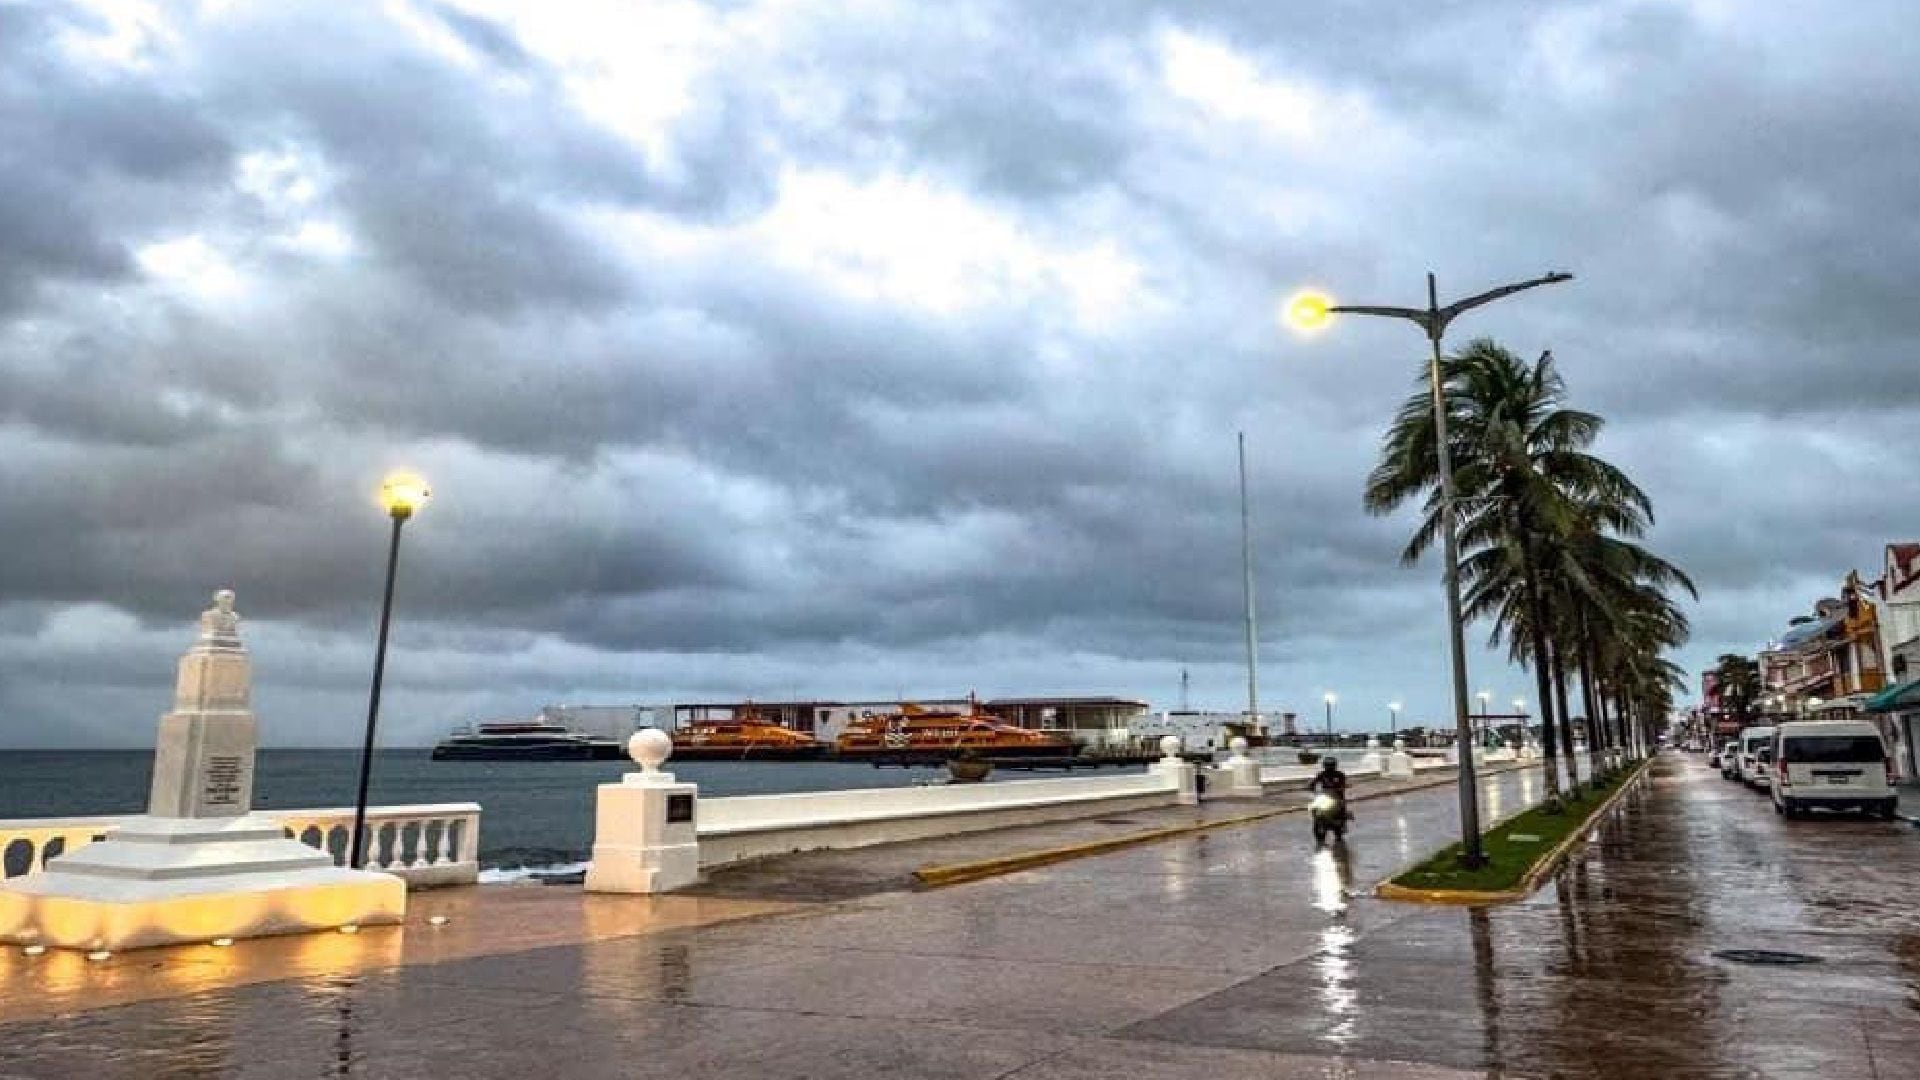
[1863,679,1920,713]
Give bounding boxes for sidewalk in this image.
[1896,781,1920,825]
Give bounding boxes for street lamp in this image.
[1324,692,1337,745]
[350,470,430,870]
[1286,270,1572,867]
[1389,700,1402,739]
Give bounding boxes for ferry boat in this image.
[834,702,1075,762]
[430,720,623,761]
[669,714,829,760]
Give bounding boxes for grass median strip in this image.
[1379,759,1650,900]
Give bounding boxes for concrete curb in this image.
[912,763,1528,888]
[1374,757,1656,906]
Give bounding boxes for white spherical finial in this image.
[1159,734,1183,760]
[629,728,673,773]
[1228,736,1249,754]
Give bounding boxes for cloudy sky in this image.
[4,0,1917,748]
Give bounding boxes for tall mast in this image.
[1239,432,1260,724]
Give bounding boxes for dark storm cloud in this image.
[0,4,229,311]
[4,0,1919,746]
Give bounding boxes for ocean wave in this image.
[477,860,590,884]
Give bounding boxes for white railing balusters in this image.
[0,803,480,888]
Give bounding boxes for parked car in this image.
[1718,740,1741,778]
[1769,721,1899,819]
[1737,726,1776,786]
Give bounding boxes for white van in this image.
[1769,721,1897,819]
[1737,726,1776,787]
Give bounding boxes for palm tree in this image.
[1369,341,1656,805]
[1559,519,1695,776]
[1710,654,1763,727]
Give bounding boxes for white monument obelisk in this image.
[0,590,406,951]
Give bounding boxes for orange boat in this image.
[670,710,828,760]
[834,702,1075,761]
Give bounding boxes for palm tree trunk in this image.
[1577,635,1607,776]
[1519,542,1564,803]
[1582,645,1612,772]
[1551,641,1579,790]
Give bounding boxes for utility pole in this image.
[1239,432,1260,728]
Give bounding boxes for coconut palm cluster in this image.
[1365,340,1693,805]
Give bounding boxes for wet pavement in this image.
[1,754,1915,1078]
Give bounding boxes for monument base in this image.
[0,814,405,951]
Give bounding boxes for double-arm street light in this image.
[1285,270,1573,867]
[351,470,430,870]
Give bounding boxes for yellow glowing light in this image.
[338,923,360,934]
[378,471,431,518]
[22,944,46,956]
[427,915,449,926]
[211,937,234,947]
[1282,289,1333,332]
[86,950,111,962]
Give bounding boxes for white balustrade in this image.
[0,803,480,889]
[697,769,1186,867]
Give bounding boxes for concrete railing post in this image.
[1385,738,1416,779]
[1208,736,1263,799]
[585,729,700,894]
[1358,736,1384,774]
[1149,735,1199,806]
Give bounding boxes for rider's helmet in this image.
[1320,755,1338,769]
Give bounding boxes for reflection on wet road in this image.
[1,755,1914,1079]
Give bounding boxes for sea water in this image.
[0,749,963,876]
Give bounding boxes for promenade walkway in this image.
[5,755,1913,1078]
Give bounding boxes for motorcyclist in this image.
[1308,755,1348,798]
[1308,756,1350,823]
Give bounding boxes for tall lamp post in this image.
[1389,700,1402,740]
[1513,697,1527,751]
[350,471,431,870]
[1323,692,1337,746]
[1285,270,1571,867]
[1476,690,1491,750]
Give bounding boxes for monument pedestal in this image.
[0,815,403,950]
[0,590,404,952]
[585,731,701,894]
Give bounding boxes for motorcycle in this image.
[1310,792,1349,844]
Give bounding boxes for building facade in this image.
[1761,572,1886,713]
[1869,543,1920,781]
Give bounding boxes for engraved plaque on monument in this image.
[148,589,259,818]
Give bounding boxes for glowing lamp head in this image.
[1389,701,1402,713]
[379,471,431,520]
[1283,289,1333,333]
[1323,692,1337,706]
